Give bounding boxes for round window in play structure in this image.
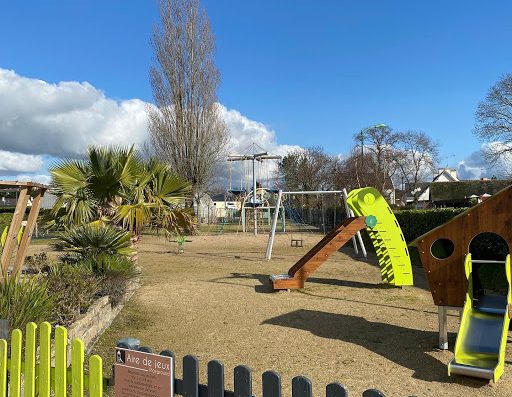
[468,232,508,261]
[430,238,455,260]
[469,232,509,296]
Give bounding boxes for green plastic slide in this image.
[347,187,413,286]
[448,254,511,382]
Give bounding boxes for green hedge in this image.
[394,208,468,243]
[0,213,13,232]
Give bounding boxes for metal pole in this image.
[342,188,359,255]
[438,306,448,350]
[253,157,257,236]
[266,190,282,260]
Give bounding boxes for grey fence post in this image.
[292,376,312,397]
[326,382,348,397]
[234,365,252,397]
[262,371,281,397]
[183,355,199,397]
[363,389,386,397]
[208,360,225,397]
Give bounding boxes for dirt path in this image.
[91,233,512,397]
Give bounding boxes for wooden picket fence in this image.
[0,322,103,397]
[119,344,389,397]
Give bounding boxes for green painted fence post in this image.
[72,338,85,397]
[0,339,7,397]
[24,322,37,397]
[89,355,103,397]
[39,322,52,397]
[55,326,68,397]
[9,329,22,397]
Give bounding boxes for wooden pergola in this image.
[0,181,48,278]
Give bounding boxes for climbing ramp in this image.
[448,254,511,382]
[270,187,413,290]
[347,187,413,286]
[270,217,367,289]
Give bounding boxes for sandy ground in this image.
[82,233,512,397]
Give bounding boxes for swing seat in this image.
[291,238,303,247]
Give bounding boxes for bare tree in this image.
[395,131,439,202]
[148,0,228,205]
[279,147,333,192]
[474,74,512,164]
[354,125,400,194]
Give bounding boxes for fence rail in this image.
[118,343,389,397]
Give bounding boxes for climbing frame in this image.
[0,181,48,278]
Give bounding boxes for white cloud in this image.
[219,105,300,156]
[215,105,301,189]
[456,142,512,180]
[0,68,148,157]
[0,150,44,172]
[0,68,300,188]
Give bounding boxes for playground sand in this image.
[29,233,510,397]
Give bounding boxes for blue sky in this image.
[0,1,511,182]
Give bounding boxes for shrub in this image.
[394,208,468,242]
[0,213,13,237]
[46,264,100,326]
[76,254,137,306]
[0,274,54,330]
[78,253,136,278]
[25,252,52,273]
[54,224,135,257]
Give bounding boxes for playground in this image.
[67,232,511,397]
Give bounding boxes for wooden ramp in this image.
[270,217,366,290]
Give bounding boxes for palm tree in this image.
[48,146,194,235]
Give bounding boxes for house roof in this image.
[433,169,459,182]
[410,182,512,247]
[430,180,512,202]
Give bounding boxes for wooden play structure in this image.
[413,185,512,311]
[270,187,414,290]
[0,181,47,278]
[412,184,512,381]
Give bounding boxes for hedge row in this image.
[394,208,468,243]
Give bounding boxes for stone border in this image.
[67,276,140,352]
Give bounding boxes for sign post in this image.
[114,348,173,397]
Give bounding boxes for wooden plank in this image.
[292,376,312,397]
[71,339,85,397]
[262,371,281,397]
[272,217,366,290]
[326,383,348,397]
[9,329,22,397]
[0,181,48,188]
[0,339,6,397]
[183,355,199,397]
[362,389,386,397]
[54,326,68,397]
[13,188,44,274]
[234,365,252,397]
[24,322,37,397]
[39,322,51,397]
[207,360,225,397]
[0,187,29,276]
[88,355,103,397]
